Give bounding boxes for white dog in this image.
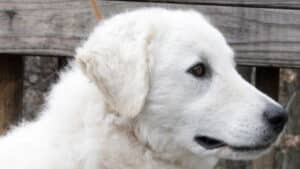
[0,8,287,169]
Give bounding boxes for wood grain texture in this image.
[0,0,98,57]
[1,0,300,68]
[122,0,300,8]
[0,56,23,134]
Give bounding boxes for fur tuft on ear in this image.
[75,16,155,118]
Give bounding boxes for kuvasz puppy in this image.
[0,8,287,169]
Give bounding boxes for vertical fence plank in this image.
[280,69,300,169]
[255,67,280,99]
[0,56,23,134]
[253,67,280,169]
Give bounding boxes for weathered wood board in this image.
[0,56,23,134]
[1,0,300,68]
[122,0,300,8]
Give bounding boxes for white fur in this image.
[0,8,284,169]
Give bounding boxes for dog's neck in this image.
[97,113,217,169]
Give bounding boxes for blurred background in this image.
[1,0,300,169]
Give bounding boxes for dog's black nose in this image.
[263,105,288,132]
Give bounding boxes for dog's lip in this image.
[194,136,270,152]
[229,144,270,152]
[194,136,226,149]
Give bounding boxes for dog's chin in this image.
[215,145,272,160]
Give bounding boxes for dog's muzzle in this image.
[194,104,288,151]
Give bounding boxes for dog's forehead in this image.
[158,16,235,69]
[158,11,231,51]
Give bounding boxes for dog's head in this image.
[76,8,287,162]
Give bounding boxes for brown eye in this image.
[187,63,206,77]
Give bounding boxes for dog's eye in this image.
[187,63,206,77]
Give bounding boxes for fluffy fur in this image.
[0,8,286,169]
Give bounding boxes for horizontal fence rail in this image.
[121,0,300,9]
[0,0,300,68]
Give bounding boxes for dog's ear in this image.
[76,21,154,118]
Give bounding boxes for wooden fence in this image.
[0,0,300,169]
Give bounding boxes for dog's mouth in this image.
[194,136,270,152]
